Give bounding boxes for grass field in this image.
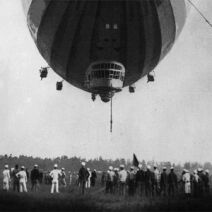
[1,182,212,212]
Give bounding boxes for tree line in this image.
[0,154,211,176]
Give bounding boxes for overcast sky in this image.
[0,0,212,163]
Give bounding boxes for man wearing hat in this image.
[118,165,127,196]
[86,168,91,188]
[144,165,154,197]
[105,166,115,193]
[182,169,191,199]
[136,164,145,196]
[160,167,168,196]
[91,169,97,187]
[127,166,136,196]
[113,168,119,194]
[192,170,199,197]
[12,164,19,192]
[168,167,178,197]
[50,164,61,193]
[30,164,40,192]
[153,165,160,196]
[2,164,10,191]
[197,168,204,196]
[203,169,210,195]
[60,168,67,188]
[16,166,28,192]
[78,162,89,194]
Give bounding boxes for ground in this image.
[0,183,212,212]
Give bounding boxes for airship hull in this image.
[22,0,187,92]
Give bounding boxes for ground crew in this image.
[12,164,19,192]
[160,167,168,197]
[113,168,119,194]
[197,168,204,196]
[127,166,136,196]
[144,165,154,197]
[192,170,199,197]
[69,171,73,186]
[16,166,28,192]
[182,169,191,199]
[204,169,210,195]
[78,162,88,194]
[60,168,67,188]
[153,165,160,196]
[30,164,40,192]
[136,164,144,196]
[2,164,10,191]
[118,165,127,196]
[50,164,61,193]
[106,166,115,194]
[86,168,91,188]
[168,167,178,197]
[91,169,97,187]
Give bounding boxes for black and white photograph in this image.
[1,0,212,211]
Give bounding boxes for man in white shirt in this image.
[86,168,92,188]
[182,169,191,199]
[16,166,28,192]
[50,164,61,193]
[106,166,115,193]
[118,164,127,195]
[3,164,10,191]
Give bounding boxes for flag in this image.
[133,153,139,167]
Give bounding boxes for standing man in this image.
[197,168,204,197]
[50,164,61,194]
[78,162,88,195]
[119,165,127,196]
[153,165,160,196]
[160,167,168,197]
[136,164,144,196]
[12,164,19,192]
[2,164,10,191]
[203,169,210,195]
[106,166,115,194]
[69,171,73,186]
[30,164,40,192]
[144,165,154,197]
[168,167,178,197]
[86,168,91,188]
[60,168,67,188]
[128,166,136,196]
[16,166,28,193]
[182,169,191,199]
[113,168,119,194]
[91,169,97,187]
[192,170,199,197]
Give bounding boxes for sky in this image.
[0,0,212,163]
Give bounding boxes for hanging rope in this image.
[187,0,212,28]
[110,96,113,133]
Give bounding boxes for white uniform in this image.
[3,169,10,191]
[119,170,127,183]
[50,169,61,193]
[16,170,27,192]
[86,171,91,188]
[182,172,191,194]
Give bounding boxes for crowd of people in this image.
[2,162,211,199]
[99,164,210,198]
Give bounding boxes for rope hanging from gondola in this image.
[110,96,113,133]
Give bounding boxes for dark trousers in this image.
[128,180,135,196]
[106,181,113,193]
[80,181,86,195]
[13,180,19,192]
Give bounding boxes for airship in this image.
[22,0,188,103]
